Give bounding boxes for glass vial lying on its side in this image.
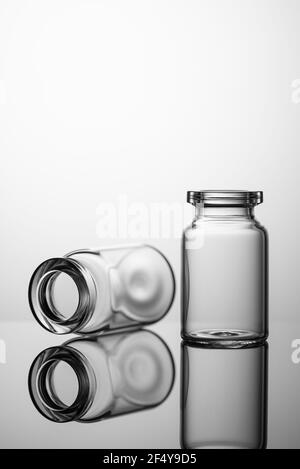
[29,245,175,334]
[28,329,175,423]
[182,190,268,347]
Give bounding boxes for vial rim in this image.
[28,345,96,423]
[187,190,263,206]
[28,257,97,334]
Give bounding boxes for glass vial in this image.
[28,329,175,423]
[29,245,175,334]
[182,190,268,346]
[181,342,268,449]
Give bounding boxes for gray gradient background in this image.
[1,0,299,324]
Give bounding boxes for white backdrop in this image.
[1,0,299,321]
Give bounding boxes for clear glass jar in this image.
[28,329,175,423]
[181,342,268,449]
[182,191,268,347]
[29,245,175,334]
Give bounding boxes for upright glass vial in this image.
[29,245,175,334]
[182,191,268,346]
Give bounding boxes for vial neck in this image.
[195,204,254,220]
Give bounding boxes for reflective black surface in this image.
[0,314,299,448]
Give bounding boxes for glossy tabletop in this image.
[0,313,299,449]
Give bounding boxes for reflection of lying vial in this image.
[29,329,175,423]
[29,245,175,334]
[181,343,268,449]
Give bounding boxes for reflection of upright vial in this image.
[181,342,268,449]
[28,329,175,423]
[29,245,175,334]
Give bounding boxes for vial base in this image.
[181,329,267,348]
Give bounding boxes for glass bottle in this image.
[181,342,268,449]
[29,245,175,334]
[28,329,175,423]
[182,190,268,346]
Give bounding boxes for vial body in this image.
[182,191,268,347]
[29,329,175,423]
[29,245,175,334]
[181,342,268,449]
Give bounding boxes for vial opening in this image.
[187,190,263,207]
[29,347,95,422]
[49,360,80,406]
[48,272,80,320]
[28,258,96,334]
